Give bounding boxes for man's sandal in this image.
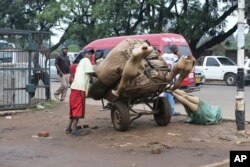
[65,128,72,134]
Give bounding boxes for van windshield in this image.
[164,45,191,56]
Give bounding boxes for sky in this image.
[51,27,64,45]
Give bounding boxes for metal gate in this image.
[0,28,51,110]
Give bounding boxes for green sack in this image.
[185,99,222,125]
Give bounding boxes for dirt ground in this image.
[0,101,250,167]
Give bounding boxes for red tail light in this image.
[181,72,195,86]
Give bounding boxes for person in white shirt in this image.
[66,49,94,136]
[162,45,181,116]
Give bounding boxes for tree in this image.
[0,0,63,31]
[92,0,147,36]
[168,0,238,58]
[0,0,65,53]
[89,0,238,58]
[0,0,239,58]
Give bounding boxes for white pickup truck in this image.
[195,56,238,86]
[244,59,250,85]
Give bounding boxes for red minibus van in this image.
[71,33,196,90]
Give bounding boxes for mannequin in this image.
[173,89,222,125]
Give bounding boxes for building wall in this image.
[225,49,250,63]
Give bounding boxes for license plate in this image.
[196,77,201,83]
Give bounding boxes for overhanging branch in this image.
[197,24,237,55]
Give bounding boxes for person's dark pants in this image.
[31,72,50,100]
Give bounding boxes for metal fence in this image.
[0,28,51,110]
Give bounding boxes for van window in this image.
[95,50,104,61]
[73,53,83,64]
[73,49,112,64]
[164,45,191,56]
[95,49,111,60]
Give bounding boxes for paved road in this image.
[51,82,250,121]
[187,84,250,121]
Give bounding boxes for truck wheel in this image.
[153,97,172,126]
[111,101,130,131]
[225,74,237,86]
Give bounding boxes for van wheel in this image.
[225,74,236,86]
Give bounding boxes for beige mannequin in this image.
[112,42,153,96]
[173,89,199,112]
[173,89,223,125]
[166,55,195,91]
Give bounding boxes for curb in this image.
[199,159,229,167]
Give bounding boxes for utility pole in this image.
[235,0,246,133]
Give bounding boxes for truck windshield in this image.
[217,57,236,66]
[164,45,191,56]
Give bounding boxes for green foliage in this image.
[0,0,239,58]
[36,2,63,24]
[0,0,60,31]
[68,44,81,52]
[50,44,80,58]
[50,49,60,59]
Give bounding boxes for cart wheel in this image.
[153,97,171,126]
[111,101,130,131]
